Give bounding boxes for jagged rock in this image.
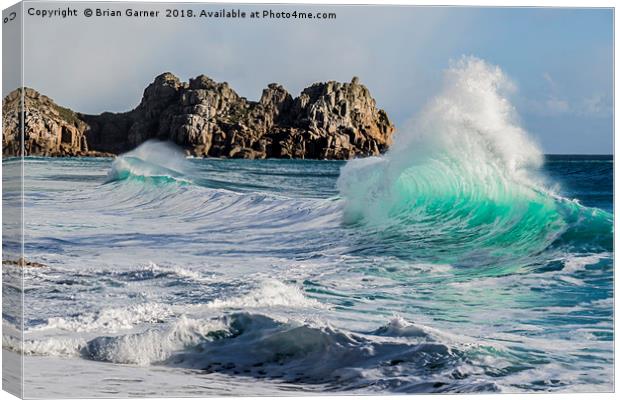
[3,73,395,159]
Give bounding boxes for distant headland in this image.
[2,73,395,160]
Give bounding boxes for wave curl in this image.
[338,57,611,263]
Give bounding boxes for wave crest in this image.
[106,140,192,184]
[338,57,611,263]
[79,312,477,391]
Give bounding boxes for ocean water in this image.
[2,58,614,396]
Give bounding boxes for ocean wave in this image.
[106,140,193,185]
[13,312,480,390]
[83,316,228,365]
[78,312,484,391]
[337,57,612,264]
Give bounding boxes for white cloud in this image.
[579,94,612,117]
[544,97,570,114]
[20,4,455,119]
[522,73,610,118]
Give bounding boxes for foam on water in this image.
[28,302,174,333]
[205,279,328,310]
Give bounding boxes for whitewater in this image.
[2,58,613,396]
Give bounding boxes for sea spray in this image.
[337,57,609,264]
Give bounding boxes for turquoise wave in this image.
[106,156,192,185]
[105,140,192,185]
[338,155,611,264]
[337,57,612,265]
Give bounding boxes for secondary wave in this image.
[106,140,192,185]
[17,312,501,392]
[337,57,612,264]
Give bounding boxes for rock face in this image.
[2,88,112,157]
[3,74,395,159]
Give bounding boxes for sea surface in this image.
[2,59,614,396]
[1,151,613,397]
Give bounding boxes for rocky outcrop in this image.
[3,74,395,159]
[2,88,113,157]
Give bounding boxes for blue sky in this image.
[19,4,613,154]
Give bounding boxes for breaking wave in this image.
[18,312,502,392]
[106,140,192,185]
[337,57,612,264]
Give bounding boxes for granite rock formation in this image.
[2,88,112,157]
[3,73,395,159]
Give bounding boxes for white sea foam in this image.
[562,253,608,273]
[30,303,173,333]
[83,316,228,365]
[373,316,461,343]
[4,335,86,358]
[132,261,213,283]
[205,279,327,310]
